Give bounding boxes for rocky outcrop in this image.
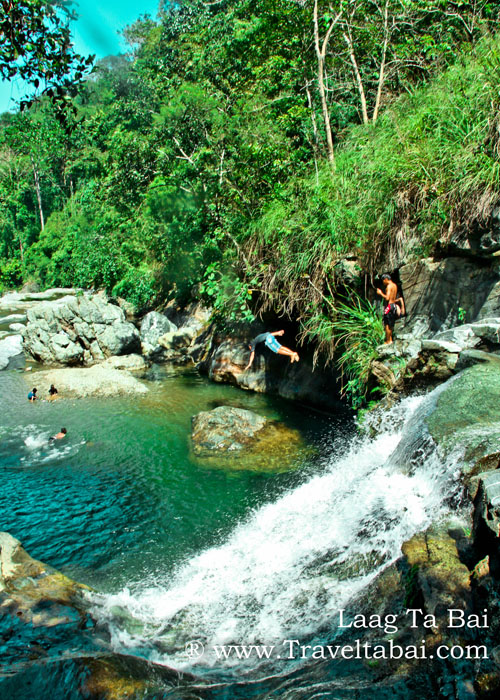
[398,257,500,338]
[191,405,306,471]
[401,525,472,618]
[0,334,23,370]
[368,316,500,397]
[140,311,177,357]
[23,293,140,366]
[157,302,212,363]
[206,337,343,411]
[0,532,194,700]
[0,530,90,618]
[31,361,148,397]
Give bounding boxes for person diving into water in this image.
[245,330,299,371]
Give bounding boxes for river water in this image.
[0,305,468,699]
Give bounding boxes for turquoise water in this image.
[1,352,467,699]
[0,365,343,590]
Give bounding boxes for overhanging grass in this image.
[246,33,500,315]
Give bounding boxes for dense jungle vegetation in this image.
[1,1,500,361]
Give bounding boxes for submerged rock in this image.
[23,293,140,366]
[191,405,306,471]
[191,406,267,454]
[0,532,195,700]
[31,363,148,397]
[0,530,91,636]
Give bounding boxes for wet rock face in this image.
[398,257,500,339]
[401,525,471,617]
[425,361,500,470]
[23,294,140,366]
[191,406,267,455]
[206,337,343,411]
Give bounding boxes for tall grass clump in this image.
[329,293,385,408]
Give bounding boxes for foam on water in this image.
[91,390,465,673]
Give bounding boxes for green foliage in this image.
[112,265,156,311]
[0,257,23,289]
[200,262,255,326]
[247,34,500,349]
[0,0,94,124]
[0,0,499,377]
[329,293,384,408]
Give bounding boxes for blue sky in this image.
[1,1,161,113]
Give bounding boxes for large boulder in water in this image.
[23,293,140,366]
[191,405,307,471]
[191,406,267,454]
[31,362,148,397]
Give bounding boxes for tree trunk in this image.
[30,155,44,231]
[343,29,369,125]
[313,0,342,172]
[372,1,390,124]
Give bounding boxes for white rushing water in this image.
[92,390,465,672]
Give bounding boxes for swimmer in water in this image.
[49,428,67,442]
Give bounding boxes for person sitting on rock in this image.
[244,330,299,371]
[48,384,59,401]
[28,387,38,402]
[49,428,67,442]
[376,274,405,344]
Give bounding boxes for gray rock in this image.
[23,294,140,366]
[9,323,26,333]
[1,313,27,324]
[100,354,146,371]
[191,406,267,455]
[158,328,194,351]
[474,470,500,539]
[31,364,148,397]
[469,320,500,345]
[0,334,23,370]
[140,312,177,357]
[421,339,462,353]
[399,257,500,338]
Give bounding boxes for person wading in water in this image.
[245,330,299,371]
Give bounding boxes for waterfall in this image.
[91,388,465,674]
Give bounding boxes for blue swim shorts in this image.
[265,334,282,353]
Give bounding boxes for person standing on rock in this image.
[376,274,405,344]
[244,330,299,371]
